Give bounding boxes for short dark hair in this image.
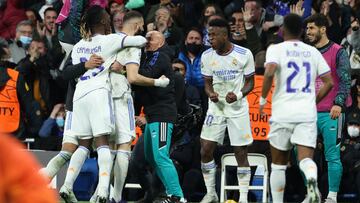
[44,7,57,16]
[172,58,186,71]
[305,13,329,29]
[123,10,143,23]
[208,18,230,36]
[185,27,203,40]
[245,0,262,8]
[283,13,303,37]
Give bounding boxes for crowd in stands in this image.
[1,0,360,202]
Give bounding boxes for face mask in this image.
[19,36,32,46]
[348,126,360,138]
[186,43,202,55]
[56,117,65,128]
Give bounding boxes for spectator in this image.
[228,8,263,56]
[200,3,224,46]
[9,20,33,64]
[108,0,125,15]
[341,14,360,76]
[112,10,126,33]
[172,59,201,106]
[147,6,184,53]
[17,38,58,118]
[0,37,16,69]
[0,0,26,40]
[178,27,208,113]
[25,8,41,28]
[38,103,65,138]
[319,0,344,44]
[341,110,360,198]
[244,0,284,46]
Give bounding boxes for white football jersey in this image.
[201,44,255,117]
[72,33,127,101]
[110,47,141,98]
[265,40,330,122]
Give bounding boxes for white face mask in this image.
[348,126,360,138]
[347,34,352,44]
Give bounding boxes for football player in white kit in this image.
[59,6,168,203]
[199,18,255,203]
[260,14,334,203]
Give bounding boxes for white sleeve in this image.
[106,33,128,54]
[315,50,331,76]
[244,50,255,77]
[116,47,141,65]
[200,53,212,77]
[264,45,279,66]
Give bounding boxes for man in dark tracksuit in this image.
[134,31,184,203]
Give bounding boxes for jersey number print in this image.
[286,61,311,93]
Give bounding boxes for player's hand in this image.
[330,105,342,119]
[110,61,125,73]
[262,21,274,32]
[50,103,64,119]
[85,54,104,69]
[154,75,170,87]
[259,96,267,116]
[225,92,237,103]
[135,116,147,127]
[209,92,219,103]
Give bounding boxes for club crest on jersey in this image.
[210,61,217,67]
[232,59,238,66]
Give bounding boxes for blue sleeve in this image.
[303,0,313,19]
[39,118,56,138]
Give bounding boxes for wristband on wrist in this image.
[236,92,243,100]
[260,97,267,105]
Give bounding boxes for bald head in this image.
[145,31,165,51]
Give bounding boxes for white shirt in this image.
[110,47,141,98]
[265,41,330,122]
[201,44,255,117]
[71,33,127,101]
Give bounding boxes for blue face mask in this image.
[19,36,32,46]
[56,117,65,128]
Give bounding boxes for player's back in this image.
[71,33,127,100]
[267,41,330,123]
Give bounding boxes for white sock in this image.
[201,160,216,194]
[41,151,72,179]
[113,150,131,202]
[270,163,287,203]
[237,167,251,203]
[97,145,112,198]
[299,158,318,181]
[327,191,337,201]
[63,146,89,190]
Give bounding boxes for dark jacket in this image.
[61,53,87,111]
[17,55,53,117]
[0,66,42,138]
[134,47,177,123]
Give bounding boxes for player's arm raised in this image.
[316,72,334,104]
[126,63,169,87]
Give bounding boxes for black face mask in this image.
[186,43,202,55]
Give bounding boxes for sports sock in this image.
[40,151,72,179]
[97,145,112,198]
[270,163,287,203]
[63,146,89,189]
[113,150,131,202]
[201,160,216,194]
[237,167,251,203]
